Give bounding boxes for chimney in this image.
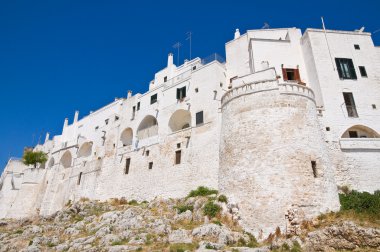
[73,111,79,124]
[44,132,50,143]
[234,29,240,39]
[63,118,68,130]
[127,90,132,99]
[167,53,174,67]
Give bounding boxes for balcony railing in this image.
[201,53,225,65]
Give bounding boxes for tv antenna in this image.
[186,31,192,60]
[173,42,182,65]
[262,22,270,29]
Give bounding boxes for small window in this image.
[164,76,167,82]
[343,92,358,117]
[311,161,317,178]
[195,88,199,93]
[77,172,83,185]
[145,150,150,156]
[359,66,367,77]
[137,102,140,111]
[220,83,223,87]
[132,106,136,119]
[148,162,153,169]
[176,86,186,100]
[192,66,196,70]
[175,150,181,165]
[150,94,158,104]
[125,158,131,174]
[95,126,99,130]
[349,131,358,138]
[115,116,119,121]
[372,104,377,109]
[282,68,300,82]
[354,44,360,50]
[335,58,357,80]
[196,111,204,125]
[105,119,109,125]
[326,127,330,131]
[177,143,181,148]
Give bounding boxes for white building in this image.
[1,26,379,237]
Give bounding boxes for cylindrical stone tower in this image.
[219,68,340,238]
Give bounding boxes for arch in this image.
[137,115,158,140]
[341,125,380,138]
[60,151,72,168]
[168,109,191,132]
[78,142,93,158]
[48,158,55,168]
[120,128,133,146]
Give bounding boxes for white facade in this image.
[1,26,379,237]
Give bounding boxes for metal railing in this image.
[201,53,225,65]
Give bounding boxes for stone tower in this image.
[219,68,340,238]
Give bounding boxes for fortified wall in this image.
[1,26,379,236]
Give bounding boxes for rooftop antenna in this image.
[173,42,182,65]
[321,17,335,71]
[186,31,192,60]
[262,22,270,29]
[373,28,380,34]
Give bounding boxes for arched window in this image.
[48,158,55,168]
[137,115,158,139]
[78,142,93,158]
[120,128,133,146]
[168,109,191,132]
[341,125,380,138]
[60,151,72,168]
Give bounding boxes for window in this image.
[177,143,181,148]
[196,111,204,125]
[105,119,109,125]
[349,131,358,138]
[95,126,99,130]
[125,158,130,174]
[372,104,377,109]
[137,102,140,111]
[282,68,300,82]
[175,150,181,165]
[150,94,157,104]
[132,106,136,119]
[335,58,357,80]
[145,150,150,156]
[343,92,358,117]
[148,162,153,169]
[311,161,317,178]
[115,116,119,121]
[326,127,330,131]
[195,88,199,93]
[77,172,83,185]
[359,66,367,77]
[192,66,196,70]
[164,76,167,82]
[220,83,223,87]
[176,86,186,100]
[354,44,360,50]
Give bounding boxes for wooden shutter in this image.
[176,88,180,99]
[335,58,343,79]
[175,150,181,164]
[348,59,357,79]
[282,68,288,81]
[182,86,186,98]
[294,69,301,82]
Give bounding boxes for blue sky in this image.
[0,0,379,172]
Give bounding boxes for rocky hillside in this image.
[0,188,379,252]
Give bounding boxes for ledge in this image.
[340,138,380,151]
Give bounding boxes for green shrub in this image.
[205,243,217,249]
[128,200,138,205]
[339,190,380,217]
[203,201,221,218]
[174,204,194,214]
[217,195,228,203]
[212,220,222,226]
[170,243,198,252]
[187,186,218,197]
[290,241,302,252]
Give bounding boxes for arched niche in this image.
[78,142,93,158]
[137,115,158,140]
[168,109,191,132]
[120,128,133,146]
[48,158,55,168]
[341,125,380,138]
[60,151,72,168]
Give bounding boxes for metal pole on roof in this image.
[173,42,182,65]
[321,17,335,71]
[186,31,192,60]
